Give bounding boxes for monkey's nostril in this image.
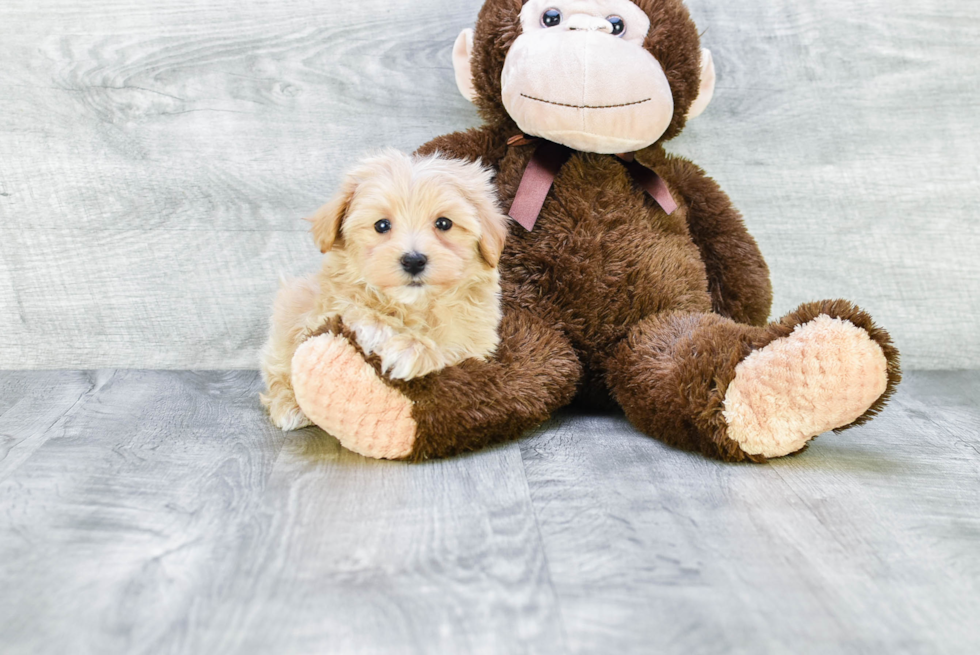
[400,252,428,276]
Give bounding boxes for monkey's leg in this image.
[605,301,901,462]
[291,309,582,461]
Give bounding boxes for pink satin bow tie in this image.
[507,137,678,232]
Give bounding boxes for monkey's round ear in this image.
[453,28,477,103]
[686,48,717,120]
[308,175,358,254]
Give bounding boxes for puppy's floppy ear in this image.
[308,174,359,254]
[477,205,509,269]
[467,170,509,269]
[448,160,509,268]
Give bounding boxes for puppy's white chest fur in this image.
[341,277,502,381]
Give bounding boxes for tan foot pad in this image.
[723,315,889,458]
[292,334,417,460]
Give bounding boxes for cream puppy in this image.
[260,149,509,431]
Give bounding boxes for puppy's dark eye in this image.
[374,219,391,234]
[542,9,562,28]
[435,217,453,232]
[608,16,625,36]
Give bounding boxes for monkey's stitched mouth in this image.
[520,94,651,109]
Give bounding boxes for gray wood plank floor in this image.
[1,372,978,654]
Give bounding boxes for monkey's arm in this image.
[658,153,773,326]
[415,127,509,168]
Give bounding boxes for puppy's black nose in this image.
[400,252,428,276]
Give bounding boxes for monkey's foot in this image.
[722,314,889,458]
[292,334,417,460]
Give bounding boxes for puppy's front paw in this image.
[350,318,395,357]
[379,335,447,381]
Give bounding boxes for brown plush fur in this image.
[606,300,901,463]
[314,310,582,461]
[300,0,900,461]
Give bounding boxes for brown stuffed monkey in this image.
[289,0,901,462]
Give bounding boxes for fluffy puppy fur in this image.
[261,149,509,431]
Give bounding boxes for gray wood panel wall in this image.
[1,0,977,370]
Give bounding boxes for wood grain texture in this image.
[184,436,564,655]
[0,370,563,655]
[0,371,287,655]
[520,376,980,654]
[0,371,102,479]
[0,0,977,369]
[1,370,978,653]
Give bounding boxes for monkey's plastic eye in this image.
[374,219,391,234]
[542,9,562,28]
[608,16,625,36]
[435,217,453,232]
